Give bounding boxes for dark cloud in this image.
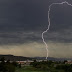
[8,0,48,28]
[0,31,42,45]
[44,2,72,43]
[0,0,72,45]
[0,0,8,2]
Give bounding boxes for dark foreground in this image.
[0,57,72,72]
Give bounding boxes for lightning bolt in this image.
[42,1,72,60]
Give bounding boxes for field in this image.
[15,66,65,72]
[15,66,48,72]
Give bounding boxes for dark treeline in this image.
[30,60,72,72]
[0,57,21,72]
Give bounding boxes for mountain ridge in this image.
[0,55,72,61]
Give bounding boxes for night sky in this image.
[0,0,72,58]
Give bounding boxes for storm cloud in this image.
[0,0,72,57]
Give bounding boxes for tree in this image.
[0,57,16,72]
[19,63,21,68]
[12,61,18,67]
[5,64,15,72]
[63,60,67,64]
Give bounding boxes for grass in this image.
[15,66,65,72]
[15,66,48,72]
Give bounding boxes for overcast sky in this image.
[0,0,72,58]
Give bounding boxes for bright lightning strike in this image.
[42,1,72,60]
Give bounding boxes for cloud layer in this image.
[0,0,72,57]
